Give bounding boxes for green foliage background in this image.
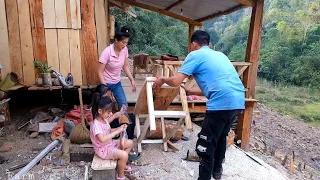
[111,0,320,89]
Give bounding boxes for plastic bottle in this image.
[120,130,128,150]
[65,73,74,86]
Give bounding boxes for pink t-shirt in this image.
[99,44,128,84]
[90,116,120,159]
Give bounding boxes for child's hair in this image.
[115,26,131,41]
[92,96,114,118]
[90,84,113,117]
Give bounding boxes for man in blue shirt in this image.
[153,30,245,180]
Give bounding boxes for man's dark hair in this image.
[191,30,210,46]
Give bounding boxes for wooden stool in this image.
[91,155,117,180]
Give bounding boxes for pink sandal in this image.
[117,177,125,180]
[124,166,133,172]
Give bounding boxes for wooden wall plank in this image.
[42,0,56,28]
[5,0,23,83]
[66,0,72,28]
[0,0,11,77]
[80,31,87,85]
[17,0,35,85]
[57,29,70,77]
[29,0,47,62]
[81,0,99,85]
[55,0,67,28]
[95,0,108,56]
[69,30,82,85]
[45,29,60,72]
[70,0,81,29]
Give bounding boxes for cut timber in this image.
[39,123,58,133]
[180,87,192,129]
[17,0,35,85]
[57,29,70,77]
[42,0,56,28]
[81,0,99,85]
[91,154,116,180]
[95,0,108,56]
[69,30,82,85]
[154,111,186,118]
[70,0,81,29]
[146,82,156,130]
[11,140,59,180]
[66,0,72,28]
[5,0,23,83]
[55,0,68,28]
[45,29,60,72]
[0,0,11,77]
[29,0,47,63]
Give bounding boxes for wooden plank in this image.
[57,29,70,77]
[244,0,264,99]
[39,122,57,132]
[232,62,252,66]
[188,24,195,52]
[237,66,248,76]
[66,0,72,28]
[235,0,253,6]
[55,0,68,28]
[146,82,156,130]
[70,0,81,29]
[29,0,47,82]
[5,0,23,82]
[81,0,99,85]
[137,118,150,144]
[161,117,168,151]
[163,117,184,142]
[0,0,11,77]
[69,30,82,85]
[237,101,255,151]
[117,0,202,26]
[95,0,108,56]
[42,0,56,28]
[45,29,60,72]
[135,115,142,152]
[91,155,117,170]
[154,111,186,118]
[17,0,35,85]
[80,31,87,85]
[180,87,192,129]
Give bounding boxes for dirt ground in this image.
[250,103,320,180]
[0,104,319,180]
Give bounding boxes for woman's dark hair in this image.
[90,84,112,117]
[115,26,131,41]
[191,30,210,46]
[92,96,114,118]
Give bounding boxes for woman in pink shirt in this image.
[98,26,136,112]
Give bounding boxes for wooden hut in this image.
[0,0,264,150]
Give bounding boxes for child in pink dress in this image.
[90,96,133,180]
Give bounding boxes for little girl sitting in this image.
[90,96,134,180]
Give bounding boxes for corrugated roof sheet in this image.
[136,0,244,21]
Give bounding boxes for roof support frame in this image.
[165,0,186,11]
[117,0,202,26]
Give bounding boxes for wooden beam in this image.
[196,4,245,22]
[244,0,264,99]
[165,0,186,11]
[0,0,11,77]
[235,0,253,6]
[117,0,202,26]
[5,0,23,83]
[188,24,195,52]
[29,0,47,81]
[81,0,99,85]
[237,101,255,151]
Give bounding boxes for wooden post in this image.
[188,24,195,52]
[238,0,264,151]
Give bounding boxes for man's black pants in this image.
[196,110,241,180]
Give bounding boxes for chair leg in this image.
[161,117,168,151]
[135,115,142,152]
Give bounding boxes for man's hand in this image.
[131,79,137,93]
[153,77,165,89]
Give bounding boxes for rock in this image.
[0,142,14,152]
[30,132,39,138]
